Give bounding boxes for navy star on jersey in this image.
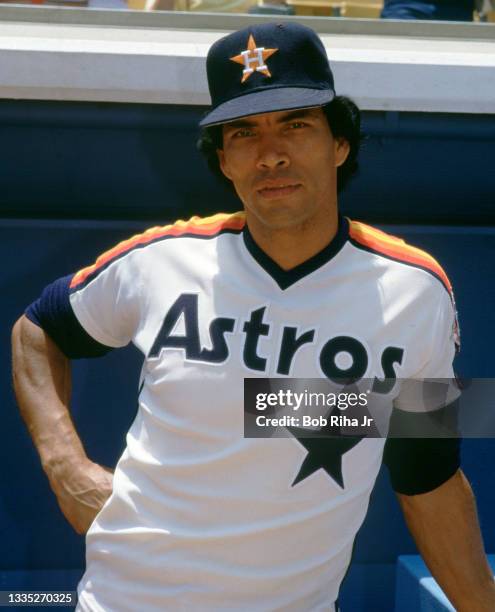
[290,435,364,488]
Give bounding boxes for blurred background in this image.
[0,0,494,21]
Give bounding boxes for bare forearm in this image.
[11,315,86,473]
[12,314,113,534]
[398,470,495,611]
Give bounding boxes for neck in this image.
[245,210,340,270]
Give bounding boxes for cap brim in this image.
[199,87,335,128]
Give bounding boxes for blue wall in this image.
[1,101,494,611]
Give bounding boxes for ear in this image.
[217,149,232,180]
[334,138,351,168]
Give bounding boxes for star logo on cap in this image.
[230,34,278,84]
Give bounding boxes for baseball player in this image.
[11,22,495,612]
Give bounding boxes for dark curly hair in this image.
[197,96,361,194]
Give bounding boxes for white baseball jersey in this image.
[68,212,457,612]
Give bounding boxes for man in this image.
[11,22,495,612]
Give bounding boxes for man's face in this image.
[217,107,350,232]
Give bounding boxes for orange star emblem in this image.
[230,34,278,84]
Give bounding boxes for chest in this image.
[136,266,425,384]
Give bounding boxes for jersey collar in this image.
[242,215,349,290]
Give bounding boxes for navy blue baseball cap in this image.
[199,22,336,127]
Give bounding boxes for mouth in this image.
[257,183,302,200]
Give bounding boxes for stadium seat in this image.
[286,0,382,17]
[341,0,383,18]
[285,0,342,16]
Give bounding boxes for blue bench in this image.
[395,555,495,612]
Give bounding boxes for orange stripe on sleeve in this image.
[349,220,452,293]
[70,212,246,290]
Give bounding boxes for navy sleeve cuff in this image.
[383,436,461,495]
[25,275,114,359]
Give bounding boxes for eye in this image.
[232,128,255,139]
[288,121,307,130]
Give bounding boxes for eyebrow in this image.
[223,109,318,131]
[223,118,257,130]
[277,109,318,123]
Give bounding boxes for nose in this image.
[255,137,290,171]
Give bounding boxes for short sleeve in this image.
[25,236,143,359]
[25,275,114,359]
[385,283,462,495]
[68,246,142,349]
[419,285,459,377]
[394,287,460,412]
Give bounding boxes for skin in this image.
[11,316,113,534]
[11,104,495,609]
[218,107,350,270]
[397,471,495,611]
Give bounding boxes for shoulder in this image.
[347,218,453,298]
[70,212,246,292]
